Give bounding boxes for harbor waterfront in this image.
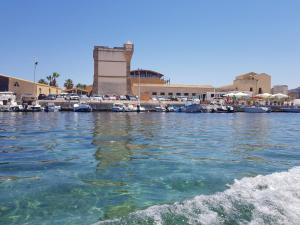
[0,112,300,225]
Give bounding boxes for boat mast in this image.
[138,68,141,105]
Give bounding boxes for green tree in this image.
[64,79,74,89]
[38,79,48,85]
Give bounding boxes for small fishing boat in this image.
[44,103,61,112]
[136,104,146,112]
[243,106,270,113]
[185,103,204,113]
[166,105,175,112]
[112,103,126,112]
[10,105,24,112]
[154,106,166,112]
[210,104,234,113]
[73,103,92,112]
[26,104,43,112]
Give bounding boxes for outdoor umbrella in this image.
[224,93,235,97]
[272,93,288,99]
[256,93,272,98]
[234,92,249,98]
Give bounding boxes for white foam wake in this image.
[95,166,300,225]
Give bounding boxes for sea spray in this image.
[95,166,300,225]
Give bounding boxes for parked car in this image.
[103,95,110,100]
[57,93,68,99]
[65,94,80,101]
[45,94,57,100]
[119,95,127,100]
[80,95,89,100]
[38,94,47,100]
[126,95,138,101]
[91,95,103,101]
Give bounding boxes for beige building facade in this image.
[0,74,62,100]
[232,72,271,94]
[93,41,134,95]
[132,83,215,101]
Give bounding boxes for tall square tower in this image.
[93,41,134,95]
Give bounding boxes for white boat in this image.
[73,103,92,112]
[112,103,126,112]
[0,92,22,112]
[44,103,61,112]
[27,104,43,112]
[210,104,234,113]
[243,106,270,113]
[136,104,146,112]
[166,105,175,112]
[154,106,166,112]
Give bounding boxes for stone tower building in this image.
[93,41,134,95]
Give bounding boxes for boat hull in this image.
[243,107,270,113]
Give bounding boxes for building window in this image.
[192,93,196,96]
[160,92,165,96]
[14,82,19,87]
[250,87,253,92]
[168,92,173,96]
[184,93,189,96]
[49,88,51,94]
[39,88,42,94]
[152,92,157,96]
[259,88,262,94]
[176,93,181,96]
[211,94,215,97]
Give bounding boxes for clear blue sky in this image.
[0,0,299,88]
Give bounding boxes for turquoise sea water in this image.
[0,112,300,225]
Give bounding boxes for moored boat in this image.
[73,103,92,112]
[281,107,300,113]
[185,103,204,113]
[112,103,125,112]
[210,104,234,113]
[44,103,61,112]
[26,104,43,112]
[154,106,166,112]
[0,92,22,112]
[243,106,270,113]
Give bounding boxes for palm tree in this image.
[46,72,60,87]
[46,75,52,85]
[76,83,86,89]
[38,79,48,85]
[64,79,74,89]
[51,72,60,87]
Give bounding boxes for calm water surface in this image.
[0,112,300,225]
